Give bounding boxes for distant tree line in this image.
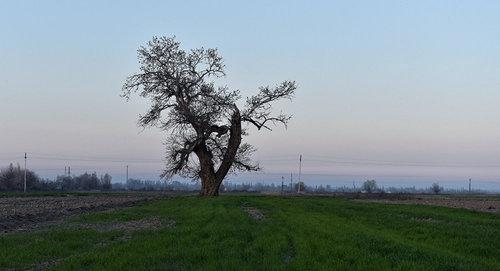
[0,163,486,194]
[55,173,112,191]
[115,179,480,194]
[112,179,200,191]
[0,164,53,191]
[0,163,111,191]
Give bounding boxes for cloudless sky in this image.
[1,1,500,187]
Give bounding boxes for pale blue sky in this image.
[1,1,500,185]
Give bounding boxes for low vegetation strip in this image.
[0,195,499,270]
[358,197,500,214]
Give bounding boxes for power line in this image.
[304,158,500,168]
[3,152,500,169]
[29,155,163,164]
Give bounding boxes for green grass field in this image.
[1,195,499,270]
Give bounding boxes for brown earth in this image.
[0,193,166,234]
[243,207,265,220]
[74,216,175,232]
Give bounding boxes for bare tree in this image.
[362,180,378,193]
[122,36,296,196]
[431,182,442,194]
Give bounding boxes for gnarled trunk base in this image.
[199,178,221,196]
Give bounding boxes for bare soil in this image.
[243,207,265,220]
[75,216,175,232]
[0,193,165,234]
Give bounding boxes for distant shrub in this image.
[294,181,306,192]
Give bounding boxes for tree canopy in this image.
[123,36,296,196]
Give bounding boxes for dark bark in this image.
[197,109,242,196]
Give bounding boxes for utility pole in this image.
[290,173,293,192]
[297,154,302,193]
[64,166,67,176]
[24,153,27,193]
[469,178,471,193]
[68,166,71,176]
[281,176,284,195]
[126,165,129,183]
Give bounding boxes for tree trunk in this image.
[197,108,242,197]
[200,176,221,196]
[195,144,219,197]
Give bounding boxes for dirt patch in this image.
[412,217,439,223]
[29,258,62,271]
[76,217,175,232]
[0,193,166,234]
[359,198,500,214]
[243,207,265,220]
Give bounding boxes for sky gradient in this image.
[1,1,500,188]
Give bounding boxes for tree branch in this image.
[242,81,296,130]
